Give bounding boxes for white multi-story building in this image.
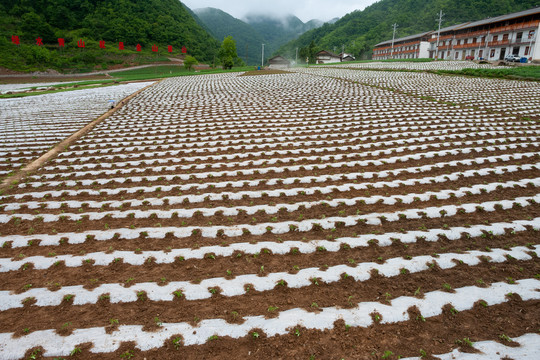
[372,32,433,60]
[429,7,539,61]
[372,7,540,62]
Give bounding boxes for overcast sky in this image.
[181,0,377,22]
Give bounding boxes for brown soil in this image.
[1,228,536,291]
[240,69,292,77]
[1,67,539,360]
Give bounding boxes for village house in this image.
[339,52,356,61]
[268,55,291,69]
[316,50,342,64]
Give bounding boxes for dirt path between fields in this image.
[0,81,159,192]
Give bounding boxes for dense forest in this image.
[277,0,539,61]
[195,8,324,65]
[0,0,218,72]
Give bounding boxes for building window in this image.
[525,46,530,55]
[490,49,495,57]
[473,38,477,44]
[502,33,509,41]
[493,35,498,41]
[455,51,459,59]
[457,39,461,45]
[479,49,483,58]
[517,32,523,42]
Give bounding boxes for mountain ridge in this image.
[194,7,326,65]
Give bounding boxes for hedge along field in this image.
[0,67,539,359]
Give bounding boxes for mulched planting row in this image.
[0,67,539,359]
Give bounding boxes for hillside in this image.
[244,13,323,62]
[194,8,265,65]
[276,0,539,61]
[195,8,325,65]
[0,0,218,72]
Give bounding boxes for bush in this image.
[184,55,198,71]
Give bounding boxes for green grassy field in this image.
[0,65,261,98]
[110,65,256,81]
[433,66,540,80]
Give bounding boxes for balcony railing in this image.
[455,29,486,39]
[490,20,540,34]
[487,39,510,47]
[453,42,483,49]
[374,40,422,51]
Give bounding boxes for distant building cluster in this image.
[372,7,539,62]
[315,51,356,64]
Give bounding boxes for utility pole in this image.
[528,29,536,60]
[435,10,444,60]
[295,47,298,65]
[261,43,265,67]
[390,23,398,59]
[246,44,248,65]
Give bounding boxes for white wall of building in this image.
[418,42,430,58]
[531,24,540,61]
[317,56,341,64]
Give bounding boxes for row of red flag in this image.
[10,36,187,53]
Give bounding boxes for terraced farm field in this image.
[0,67,539,359]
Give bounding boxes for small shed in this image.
[316,50,341,64]
[340,52,356,61]
[268,56,291,69]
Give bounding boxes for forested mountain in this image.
[194,8,265,65]
[195,8,326,65]
[244,13,324,61]
[0,0,218,71]
[277,0,539,61]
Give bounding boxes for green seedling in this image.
[172,336,182,349]
[120,350,134,359]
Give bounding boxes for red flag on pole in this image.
[181,46,187,54]
[119,42,124,50]
[99,40,105,49]
[136,44,141,52]
[58,38,65,47]
[77,39,85,48]
[152,44,158,52]
[36,37,43,46]
[167,45,173,53]
[11,35,20,45]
